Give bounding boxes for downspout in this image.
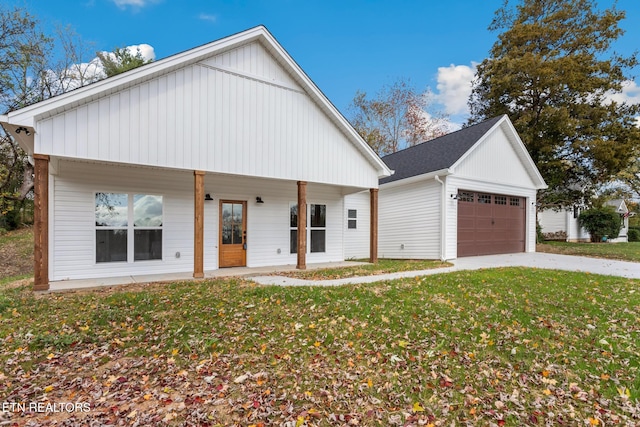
[434,175,446,261]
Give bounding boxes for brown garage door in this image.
[457,191,525,257]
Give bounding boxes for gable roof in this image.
[1,26,391,178]
[380,116,503,184]
[380,115,546,189]
[605,199,628,214]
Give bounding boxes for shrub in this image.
[628,226,640,242]
[578,207,621,242]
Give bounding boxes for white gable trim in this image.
[3,26,391,179]
[450,115,547,190]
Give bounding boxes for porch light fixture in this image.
[15,126,31,136]
[205,193,213,201]
[450,194,458,200]
[256,196,264,204]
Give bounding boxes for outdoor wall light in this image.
[256,196,264,204]
[15,126,31,136]
[205,193,213,201]
[450,194,458,199]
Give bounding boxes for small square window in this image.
[495,196,507,205]
[478,194,492,204]
[347,209,357,229]
[458,191,474,202]
[510,197,521,207]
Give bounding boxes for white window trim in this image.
[289,201,327,254]
[94,192,164,264]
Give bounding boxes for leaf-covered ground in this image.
[537,241,640,263]
[1,268,639,426]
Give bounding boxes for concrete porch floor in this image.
[47,261,369,292]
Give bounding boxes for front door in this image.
[219,200,247,267]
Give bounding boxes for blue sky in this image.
[22,0,640,126]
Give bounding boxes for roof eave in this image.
[380,168,452,189]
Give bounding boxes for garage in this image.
[346,115,546,261]
[457,191,526,257]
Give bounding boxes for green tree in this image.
[578,206,622,242]
[348,78,450,156]
[468,0,640,208]
[96,46,151,78]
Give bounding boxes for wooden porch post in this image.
[370,188,378,264]
[194,171,205,278]
[33,154,49,291]
[297,181,307,269]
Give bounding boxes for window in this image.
[310,204,326,253]
[347,209,357,229]
[289,203,298,254]
[289,203,326,254]
[133,195,163,261]
[95,193,163,263]
[510,197,521,207]
[478,194,492,204]
[494,196,507,205]
[458,191,474,202]
[96,193,128,263]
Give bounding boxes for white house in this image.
[346,115,547,260]
[539,199,630,243]
[0,26,391,290]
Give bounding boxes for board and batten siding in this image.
[50,160,346,280]
[378,179,441,260]
[343,191,371,259]
[35,41,378,189]
[454,126,537,190]
[444,176,537,259]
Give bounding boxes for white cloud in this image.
[435,63,477,116]
[111,0,160,9]
[605,79,640,105]
[199,13,217,23]
[128,44,156,61]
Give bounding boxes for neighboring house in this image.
[539,199,630,243]
[0,26,391,290]
[346,115,547,260]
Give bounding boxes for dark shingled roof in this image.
[380,115,505,185]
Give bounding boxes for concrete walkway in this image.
[250,252,640,287]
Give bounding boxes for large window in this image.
[95,193,163,263]
[289,203,326,254]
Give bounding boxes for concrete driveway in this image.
[250,252,640,287]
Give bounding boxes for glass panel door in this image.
[219,201,247,267]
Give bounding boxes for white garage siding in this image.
[51,160,346,281]
[378,179,441,260]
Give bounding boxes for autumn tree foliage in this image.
[348,78,450,156]
[468,0,640,208]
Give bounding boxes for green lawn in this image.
[537,241,640,262]
[1,268,638,426]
